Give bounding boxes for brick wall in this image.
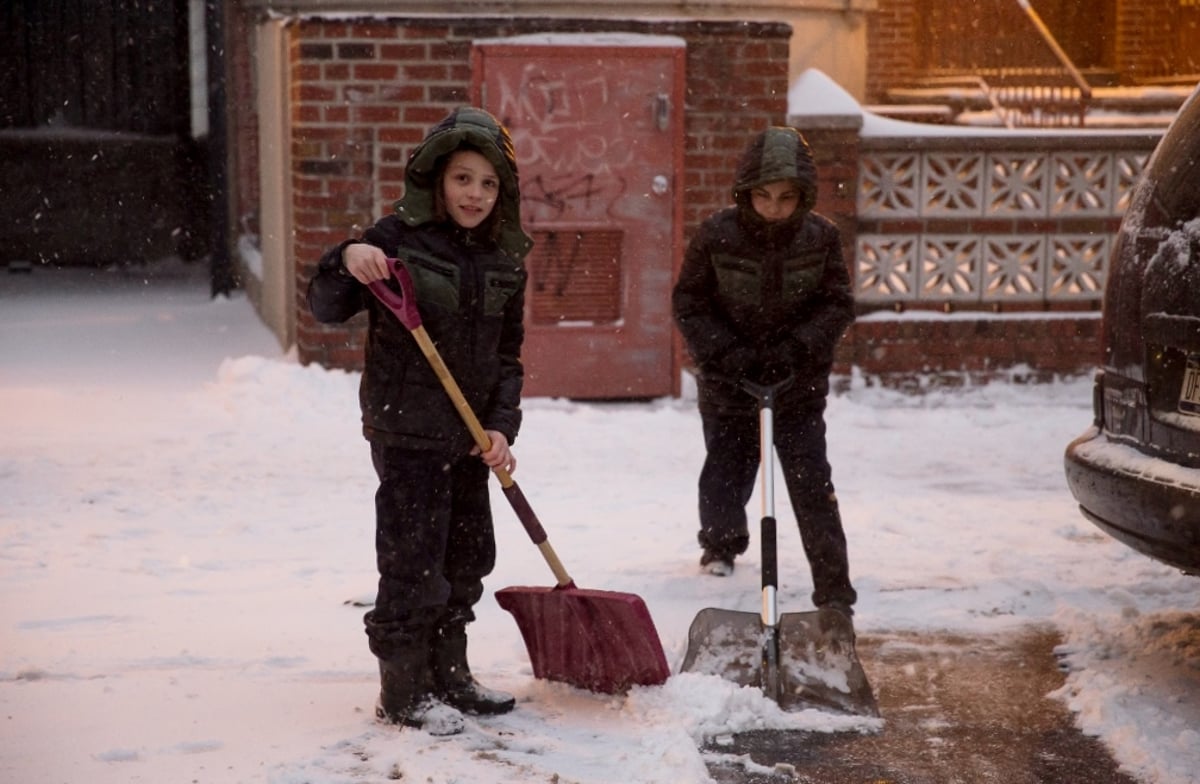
[847,0,1184,383]
[285,16,790,371]
[867,0,1189,98]
[679,31,791,230]
[864,0,919,103]
[782,118,1110,382]
[837,316,1103,382]
[792,125,860,275]
[1114,0,1176,83]
[259,8,1142,387]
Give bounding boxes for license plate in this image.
[1179,355,1200,416]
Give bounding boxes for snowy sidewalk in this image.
[1,262,1198,783]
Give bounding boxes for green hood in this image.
[394,106,533,261]
[731,126,818,215]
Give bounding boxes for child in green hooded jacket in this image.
[672,126,858,617]
[308,107,531,735]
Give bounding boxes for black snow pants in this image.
[697,400,857,609]
[363,443,496,659]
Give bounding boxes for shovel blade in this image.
[680,607,879,717]
[777,609,879,717]
[679,607,768,689]
[495,585,670,694]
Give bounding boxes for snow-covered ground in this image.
[1,261,1197,784]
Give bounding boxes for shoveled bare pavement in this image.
[706,628,1139,784]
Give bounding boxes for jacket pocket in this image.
[712,253,762,306]
[402,253,460,313]
[782,250,826,300]
[483,269,525,316]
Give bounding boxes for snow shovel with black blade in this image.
[679,377,879,717]
[367,257,670,694]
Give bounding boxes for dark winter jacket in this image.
[307,108,530,452]
[672,126,855,413]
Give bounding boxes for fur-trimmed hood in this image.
[394,106,533,261]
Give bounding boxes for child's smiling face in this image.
[442,149,500,229]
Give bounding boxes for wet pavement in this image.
[705,628,1138,784]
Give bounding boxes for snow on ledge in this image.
[789,68,862,117]
[477,32,686,48]
[787,67,1163,138]
[856,309,1102,322]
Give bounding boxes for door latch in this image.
[654,94,670,132]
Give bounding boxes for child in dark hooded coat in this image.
[672,126,858,616]
[307,107,531,735]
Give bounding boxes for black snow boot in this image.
[431,623,516,716]
[376,643,465,736]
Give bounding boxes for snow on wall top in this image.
[480,32,686,48]
[788,68,862,118]
[787,67,1161,139]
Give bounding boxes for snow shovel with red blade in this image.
[679,378,878,717]
[367,257,669,694]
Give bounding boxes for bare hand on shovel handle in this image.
[365,259,572,588]
[366,255,669,693]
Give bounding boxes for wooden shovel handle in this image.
[367,261,574,588]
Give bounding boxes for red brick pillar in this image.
[787,115,862,374]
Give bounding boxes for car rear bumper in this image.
[1064,425,1200,574]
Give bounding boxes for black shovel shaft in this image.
[747,379,787,626]
[761,515,778,588]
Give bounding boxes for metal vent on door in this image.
[528,229,623,325]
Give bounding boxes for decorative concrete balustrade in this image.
[789,70,1164,379]
[855,129,1155,310]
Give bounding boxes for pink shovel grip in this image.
[365,257,422,329]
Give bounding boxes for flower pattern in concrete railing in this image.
[856,148,1150,305]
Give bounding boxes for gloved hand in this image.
[757,340,796,383]
[714,344,758,381]
[759,341,794,372]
